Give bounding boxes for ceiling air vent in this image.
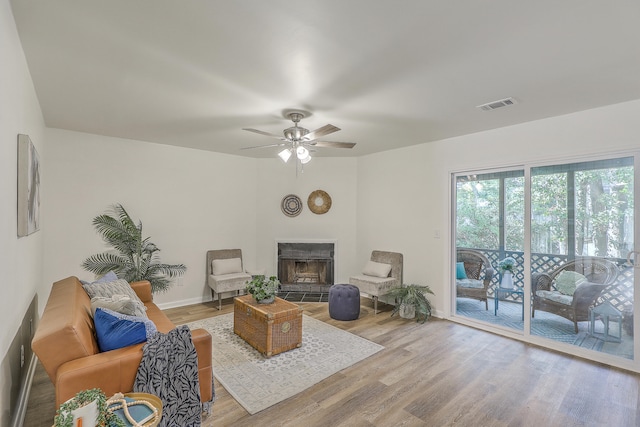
[476,97,518,111]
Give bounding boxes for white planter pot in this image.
[500,271,514,289]
[399,303,416,319]
[61,398,99,427]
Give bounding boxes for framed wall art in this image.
[17,134,40,237]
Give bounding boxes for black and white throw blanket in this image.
[134,325,212,427]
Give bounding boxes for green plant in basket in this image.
[245,275,280,303]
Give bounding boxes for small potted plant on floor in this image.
[245,275,280,304]
[386,284,434,323]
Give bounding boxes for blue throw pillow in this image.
[456,262,468,279]
[94,308,157,352]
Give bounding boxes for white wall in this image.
[42,129,259,307]
[357,99,640,317]
[255,158,358,283]
[0,0,46,422]
[46,98,638,314]
[42,131,361,306]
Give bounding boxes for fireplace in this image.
[278,242,335,292]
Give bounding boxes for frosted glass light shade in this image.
[300,154,312,164]
[278,148,292,162]
[296,146,309,160]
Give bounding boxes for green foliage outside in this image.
[457,161,633,259]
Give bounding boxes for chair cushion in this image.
[210,272,251,282]
[211,257,243,275]
[362,260,392,278]
[349,275,397,297]
[536,290,573,305]
[456,262,467,279]
[554,271,587,295]
[209,272,251,293]
[456,279,484,289]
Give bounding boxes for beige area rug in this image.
[187,313,384,415]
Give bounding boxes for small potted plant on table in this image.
[386,284,434,323]
[245,275,280,304]
[498,257,516,289]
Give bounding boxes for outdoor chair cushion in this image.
[553,271,587,295]
[536,290,573,305]
[456,262,467,279]
[456,278,484,289]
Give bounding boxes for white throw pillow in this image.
[82,279,147,318]
[362,260,392,278]
[91,294,139,317]
[212,257,243,276]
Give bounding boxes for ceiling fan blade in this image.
[240,143,287,150]
[311,141,356,149]
[302,124,340,141]
[243,128,286,140]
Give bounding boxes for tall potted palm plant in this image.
[81,203,186,293]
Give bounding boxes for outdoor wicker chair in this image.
[456,249,495,310]
[531,257,619,333]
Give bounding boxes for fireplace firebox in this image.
[278,242,334,292]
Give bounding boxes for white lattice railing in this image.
[461,248,633,311]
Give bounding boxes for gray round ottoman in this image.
[329,284,360,321]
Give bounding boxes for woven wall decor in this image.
[307,190,332,215]
[281,194,303,217]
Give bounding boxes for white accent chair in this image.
[349,250,403,314]
[206,249,251,310]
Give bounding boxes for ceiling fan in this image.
[241,110,356,164]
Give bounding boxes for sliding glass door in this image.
[454,155,635,362]
[455,169,525,332]
[530,158,634,359]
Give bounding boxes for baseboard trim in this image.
[11,354,37,427]
[156,295,210,310]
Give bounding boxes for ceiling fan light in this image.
[296,146,309,159]
[300,154,312,164]
[278,148,292,162]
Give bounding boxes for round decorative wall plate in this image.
[281,194,303,217]
[308,190,332,215]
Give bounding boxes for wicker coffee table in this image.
[233,295,303,357]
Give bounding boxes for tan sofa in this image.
[32,276,213,406]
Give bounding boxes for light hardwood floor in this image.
[24,298,640,426]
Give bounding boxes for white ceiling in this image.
[10,1,640,158]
